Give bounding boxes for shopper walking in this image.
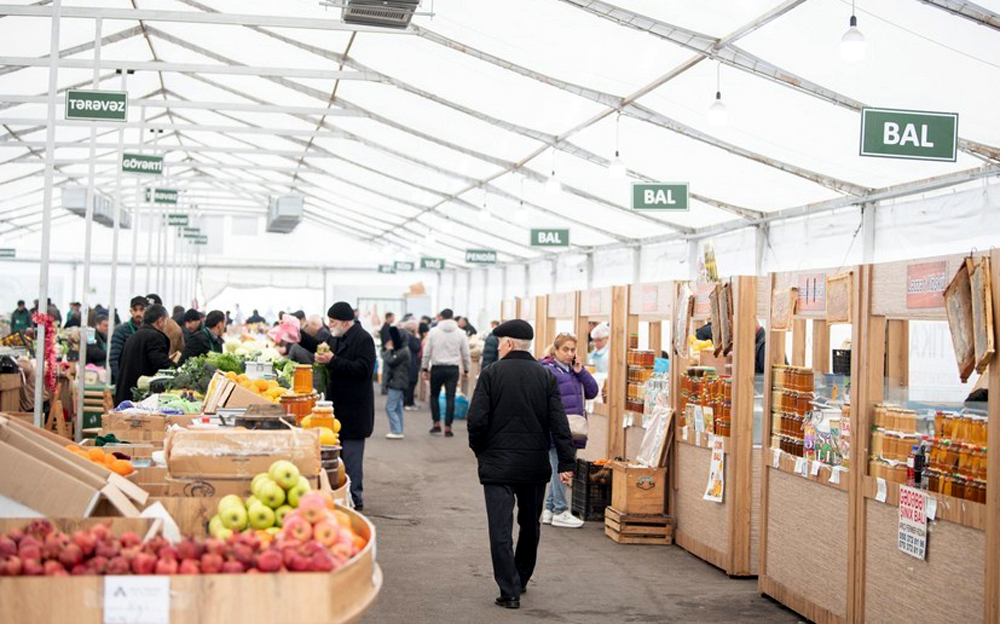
[10,300,31,333]
[114,305,176,406]
[481,320,500,369]
[109,296,148,384]
[378,312,395,395]
[64,302,82,328]
[538,333,598,528]
[402,320,422,410]
[467,320,576,609]
[316,302,376,510]
[421,308,471,437]
[383,326,410,439]
[86,315,110,366]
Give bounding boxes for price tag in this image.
[811,460,822,477]
[876,477,888,503]
[104,576,170,624]
[682,426,689,441]
[794,457,806,476]
[772,448,781,468]
[926,496,938,521]
[829,467,841,485]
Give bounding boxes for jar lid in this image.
[315,400,333,409]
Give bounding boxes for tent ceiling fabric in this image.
[1,0,999,270]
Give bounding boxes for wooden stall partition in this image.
[758,266,860,624]
[500,298,518,322]
[672,276,759,577]
[576,287,613,462]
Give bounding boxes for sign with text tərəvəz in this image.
[860,107,958,162]
[65,90,127,122]
[122,153,164,175]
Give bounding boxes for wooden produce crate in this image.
[604,506,674,545]
[0,373,21,411]
[610,461,666,515]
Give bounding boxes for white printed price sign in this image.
[897,485,928,560]
[104,576,170,623]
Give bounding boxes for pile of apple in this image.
[208,460,310,540]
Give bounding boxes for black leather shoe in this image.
[444,428,454,437]
[520,586,527,594]
[495,597,520,609]
[429,425,441,434]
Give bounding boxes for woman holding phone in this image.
[538,332,600,528]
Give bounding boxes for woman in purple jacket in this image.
[538,333,599,528]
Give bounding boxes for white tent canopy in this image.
[1,0,999,319]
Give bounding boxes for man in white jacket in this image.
[421,308,472,437]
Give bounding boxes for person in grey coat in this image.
[383,326,411,439]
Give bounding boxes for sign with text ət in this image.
[65,90,127,122]
[860,108,958,162]
[122,153,163,175]
[530,228,569,247]
[631,183,689,211]
[420,257,445,270]
[378,264,396,274]
[466,249,497,264]
[394,261,415,272]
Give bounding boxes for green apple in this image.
[274,505,294,526]
[220,502,249,531]
[217,494,244,515]
[268,460,301,490]
[251,473,270,491]
[286,477,311,508]
[215,527,233,541]
[247,502,276,530]
[264,527,280,537]
[251,476,275,498]
[257,480,286,509]
[208,514,224,536]
[245,495,260,508]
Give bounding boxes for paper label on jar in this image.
[772,448,781,468]
[926,496,938,521]
[876,477,888,503]
[794,457,806,476]
[829,466,841,485]
[811,460,822,477]
[682,426,689,441]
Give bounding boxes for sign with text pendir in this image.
[122,153,163,175]
[420,257,446,270]
[65,90,127,122]
[631,183,689,211]
[465,249,497,264]
[860,107,958,162]
[530,228,569,247]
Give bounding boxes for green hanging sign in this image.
[465,249,497,264]
[378,264,396,274]
[166,214,188,226]
[122,153,163,175]
[860,107,958,162]
[146,188,179,205]
[65,90,127,122]
[631,183,689,211]
[0,248,15,259]
[394,261,415,272]
[530,228,569,247]
[420,257,446,270]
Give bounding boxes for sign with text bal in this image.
[530,228,569,247]
[122,153,163,175]
[466,249,497,264]
[394,261,415,272]
[860,108,958,162]
[65,90,127,122]
[897,485,928,560]
[631,183,689,211]
[420,257,445,270]
[378,264,396,274]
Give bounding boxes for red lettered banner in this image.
[906,261,948,309]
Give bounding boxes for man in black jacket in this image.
[114,305,176,406]
[109,296,147,384]
[467,320,576,610]
[181,310,223,363]
[315,301,376,510]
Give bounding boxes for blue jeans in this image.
[386,388,404,434]
[544,447,568,514]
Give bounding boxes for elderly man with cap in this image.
[315,301,376,510]
[467,319,576,610]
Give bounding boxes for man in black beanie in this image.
[467,319,576,609]
[315,301,376,510]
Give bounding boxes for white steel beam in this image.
[0,25,143,77]
[0,94,361,117]
[914,0,1000,32]
[0,119,352,139]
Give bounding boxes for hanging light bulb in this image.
[441,218,455,234]
[515,200,529,224]
[707,63,728,127]
[609,112,626,179]
[840,2,866,63]
[478,208,491,223]
[545,150,561,195]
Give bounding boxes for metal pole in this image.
[129,105,146,294]
[33,0,63,428]
[322,268,328,308]
[105,68,127,386]
[76,16,102,442]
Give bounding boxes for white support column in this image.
[861,201,876,264]
[585,252,594,290]
[129,106,146,294]
[500,266,507,302]
[755,224,769,276]
[687,240,699,282]
[523,264,530,298]
[33,0,62,428]
[322,268,328,309]
[106,68,127,378]
[632,245,642,284]
[434,271,442,314]
[551,258,558,295]
[466,270,473,317]
[76,16,102,441]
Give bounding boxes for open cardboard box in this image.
[202,370,273,414]
[100,411,198,446]
[0,415,147,518]
[165,427,321,479]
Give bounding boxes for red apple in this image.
[283,517,312,542]
[310,550,335,572]
[131,552,156,575]
[70,563,89,576]
[298,502,326,525]
[43,533,69,559]
[43,560,66,576]
[89,524,111,542]
[72,530,96,556]
[27,519,54,539]
[0,555,22,576]
[158,546,178,561]
[200,553,224,574]
[95,540,119,559]
[221,560,245,574]
[119,532,141,549]
[255,549,282,572]
[22,558,43,576]
[178,559,201,575]
[105,556,129,575]
[7,528,24,544]
[176,539,199,562]
[290,554,313,572]
[58,543,83,568]
[246,568,261,574]
[330,543,353,561]
[0,536,16,558]
[87,555,108,574]
[231,544,254,567]
[17,540,41,562]
[203,538,226,556]
[311,520,338,547]
[155,558,178,575]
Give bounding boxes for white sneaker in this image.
[404,406,418,411]
[540,509,553,525]
[385,432,404,439]
[550,511,584,529]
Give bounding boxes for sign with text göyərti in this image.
[420,257,445,270]
[122,153,163,175]
[860,108,958,162]
[631,183,689,211]
[530,228,569,247]
[65,90,127,122]
[146,188,179,204]
[465,249,497,264]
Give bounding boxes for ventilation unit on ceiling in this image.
[62,187,131,230]
[267,196,304,233]
[342,0,420,29]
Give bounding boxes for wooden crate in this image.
[610,461,666,515]
[604,506,674,545]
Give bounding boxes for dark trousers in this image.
[403,380,417,406]
[483,483,547,599]
[429,365,460,426]
[340,438,366,508]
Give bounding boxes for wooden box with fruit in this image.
[0,460,381,623]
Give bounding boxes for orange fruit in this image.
[110,459,134,476]
[65,444,81,452]
[87,448,105,462]
[105,455,117,466]
[225,371,238,381]
[254,379,269,392]
[351,533,366,552]
[74,450,90,460]
[332,510,352,528]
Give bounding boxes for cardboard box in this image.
[0,373,20,411]
[202,371,273,413]
[100,411,197,445]
[610,461,666,515]
[165,474,321,498]
[165,428,321,479]
[81,439,156,462]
